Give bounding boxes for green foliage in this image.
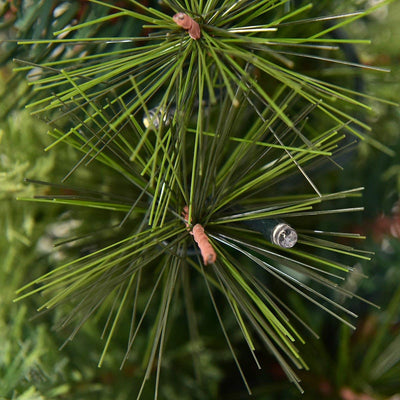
[284,242,400,400]
[1,1,400,399]
[0,0,145,116]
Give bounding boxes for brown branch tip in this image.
[182,206,216,265]
[173,12,201,40]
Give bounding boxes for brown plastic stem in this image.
[182,206,216,265]
[173,13,201,40]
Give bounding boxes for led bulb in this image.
[143,107,174,129]
[271,223,298,248]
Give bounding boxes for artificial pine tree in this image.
[1,1,399,399]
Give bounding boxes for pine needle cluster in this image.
[2,0,398,398]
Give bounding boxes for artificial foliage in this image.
[1,1,400,399]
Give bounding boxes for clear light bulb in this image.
[271,223,298,248]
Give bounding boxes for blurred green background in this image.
[1,1,400,399]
